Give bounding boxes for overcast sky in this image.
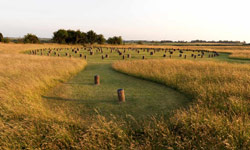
[0,0,249,42]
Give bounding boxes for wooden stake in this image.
[94,75,100,85]
[117,89,125,102]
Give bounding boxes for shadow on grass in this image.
[42,95,119,105]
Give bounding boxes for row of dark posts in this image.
[29,47,219,60]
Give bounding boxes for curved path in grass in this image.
[39,47,249,120]
[38,47,249,120]
[44,62,190,120]
[214,52,250,64]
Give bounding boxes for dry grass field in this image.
[113,59,250,149]
[0,43,249,149]
[0,43,87,149]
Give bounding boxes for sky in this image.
[0,0,249,42]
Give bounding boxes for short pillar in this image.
[117,89,125,102]
[94,75,100,85]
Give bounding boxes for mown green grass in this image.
[213,52,250,64]
[35,47,249,121]
[36,47,219,121]
[44,62,189,120]
[30,47,216,63]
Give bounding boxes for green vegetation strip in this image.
[44,62,190,120]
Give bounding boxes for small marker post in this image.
[117,89,125,102]
[94,75,100,85]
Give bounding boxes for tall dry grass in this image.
[0,43,79,54]
[229,50,250,59]
[0,43,87,149]
[112,59,250,149]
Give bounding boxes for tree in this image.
[86,30,97,44]
[75,30,83,44]
[66,30,77,44]
[107,36,123,45]
[23,34,40,43]
[0,33,3,42]
[78,32,88,44]
[52,29,68,44]
[51,29,122,45]
[96,34,106,44]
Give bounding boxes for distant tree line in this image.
[124,40,245,44]
[0,32,40,44]
[190,40,243,43]
[52,29,123,45]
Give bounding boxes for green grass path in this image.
[40,47,249,120]
[44,62,189,120]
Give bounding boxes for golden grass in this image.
[0,43,80,54]
[229,50,250,59]
[112,59,250,149]
[0,43,87,149]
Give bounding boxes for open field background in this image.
[0,43,249,149]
